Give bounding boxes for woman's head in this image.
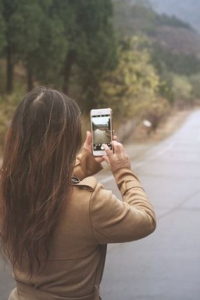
[6,87,82,167]
[0,87,82,275]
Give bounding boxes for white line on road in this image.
[101,142,174,184]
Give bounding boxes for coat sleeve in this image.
[73,149,102,180]
[89,168,156,244]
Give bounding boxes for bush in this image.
[189,73,200,99]
[0,93,23,153]
[98,36,160,118]
[172,75,193,108]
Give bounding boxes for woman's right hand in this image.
[103,141,131,173]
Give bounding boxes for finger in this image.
[111,141,123,154]
[103,155,110,165]
[113,135,118,141]
[103,144,113,157]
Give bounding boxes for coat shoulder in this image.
[71,176,98,192]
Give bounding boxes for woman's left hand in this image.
[83,131,104,163]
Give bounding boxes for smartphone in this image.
[90,108,113,156]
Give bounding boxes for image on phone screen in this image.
[92,115,111,150]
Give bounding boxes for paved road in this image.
[0,109,200,299]
[100,109,200,300]
[93,129,111,144]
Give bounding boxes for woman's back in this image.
[1,88,156,300]
[12,178,105,300]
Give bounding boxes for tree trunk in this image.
[6,46,14,94]
[62,50,76,94]
[27,68,33,91]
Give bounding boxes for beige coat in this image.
[9,149,156,300]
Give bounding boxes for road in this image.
[0,109,200,300]
[100,109,200,300]
[93,129,111,144]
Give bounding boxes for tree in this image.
[0,0,6,54]
[98,36,160,117]
[0,0,6,93]
[2,0,45,92]
[172,75,193,107]
[6,0,43,91]
[2,0,19,93]
[21,4,67,90]
[2,0,67,92]
[52,0,117,104]
[190,73,200,99]
[112,0,157,36]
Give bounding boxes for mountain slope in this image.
[154,26,200,58]
[149,0,200,33]
[112,0,200,58]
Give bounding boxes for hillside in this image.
[149,0,200,33]
[112,0,200,58]
[154,26,200,58]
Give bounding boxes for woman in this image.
[0,87,156,300]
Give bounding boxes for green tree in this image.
[152,44,200,77]
[0,0,6,53]
[99,36,160,117]
[6,0,43,91]
[2,0,19,93]
[0,0,6,93]
[52,0,117,104]
[2,0,44,92]
[172,75,193,107]
[156,14,192,30]
[189,73,200,99]
[21,4,67,90]
[113,0,156,36]
[2,0,67,92]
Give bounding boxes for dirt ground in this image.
[130,109,193,144]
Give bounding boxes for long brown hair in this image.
[0,87,82,275]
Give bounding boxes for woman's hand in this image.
[83,131,104,163]
[103,141,131,173]
[83,131,118,164]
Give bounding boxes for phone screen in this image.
[91,114,112,151]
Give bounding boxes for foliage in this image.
[0,0,6,53]
[149,0,200,33]
[2,0,67,89]
[112,0,200,83]
[155,14,193,30]
[189,73,200,99]
[0,93,22,154]
[172,75,193,106]
[51,0,117,107]
[152,45,200,76]
[0,107,8,154]
[0,0,199,147]
[143,97,170,132]
[98,36,160,117]
[113,0,156,35]
[112,0,193,36]
[75,0,118,110]
[1,0,117,93]
[25,13,67,87]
